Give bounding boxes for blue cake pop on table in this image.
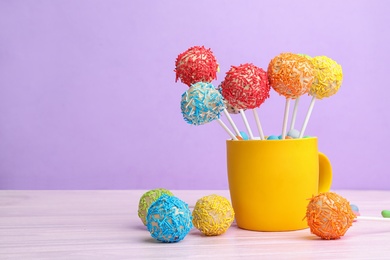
[146,194,193,243]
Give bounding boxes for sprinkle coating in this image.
[146,194,193,243]
[175,46,219,86]
[220,63,270,110]
[267,53,314,99]
[217,84,241,114]
[309,56,343,99]
[138,188,174,225]
[181,82,224,125]
[192,194,235,236]
[306,192,355,240]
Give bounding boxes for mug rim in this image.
[226,136,317,143]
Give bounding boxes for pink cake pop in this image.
[220,63,270,139]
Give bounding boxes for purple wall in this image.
[1,0,389,190]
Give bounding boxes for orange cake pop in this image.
[267,53,314,139]
[306,192,355,240]
[267,53,314,99]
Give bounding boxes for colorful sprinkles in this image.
[181,82,224,125]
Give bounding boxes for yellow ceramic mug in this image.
[226,137,332,231]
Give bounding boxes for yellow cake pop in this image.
[309,56,343,99]
[192,194,235,236]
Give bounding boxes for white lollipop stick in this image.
[357,216,390,222]
[216,119,238,140]
[239,109,254,140]
[299,96,316,138]
[290,97,300,131]
[253,109,265,140]
[281,98,290,140]
[223,108,241,138]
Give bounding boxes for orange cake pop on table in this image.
[306,192,355,240]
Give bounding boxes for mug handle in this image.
[318,152,332,193]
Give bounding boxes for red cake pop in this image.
[220,63,270,109]
[175,46,219,86]
[220,63,270,139]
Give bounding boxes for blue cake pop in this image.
[146,194,193,243]
[181,82,224,125]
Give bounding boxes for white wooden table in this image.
[1,190,390,259]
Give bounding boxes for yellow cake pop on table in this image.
[192,194,235,236]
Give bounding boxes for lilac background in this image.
[0,0,389,190]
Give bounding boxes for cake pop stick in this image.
[281,98,291,139]
[356,216,390,222]
[253,109,265,140]
[216,119,238,140]
[220,63,270,140]
[267,53,314,139]
[239,109,254,139]
[181,82,238,140]
[299,56,343,138]
[222,108,241,138]
[290,97,300,131]
[299,96,316,138]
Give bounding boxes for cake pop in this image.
[181,82,237,140]
[309,56,343,99]
[306,192,355,240]
[267,53,314,139]
[220,63,270,139]
[138,188,174,225]
[299,56,343,137]
[192,194,235,236]
[175,46,219,87]
[146,194,193,243]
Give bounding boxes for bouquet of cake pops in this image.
[175,46,343,140]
